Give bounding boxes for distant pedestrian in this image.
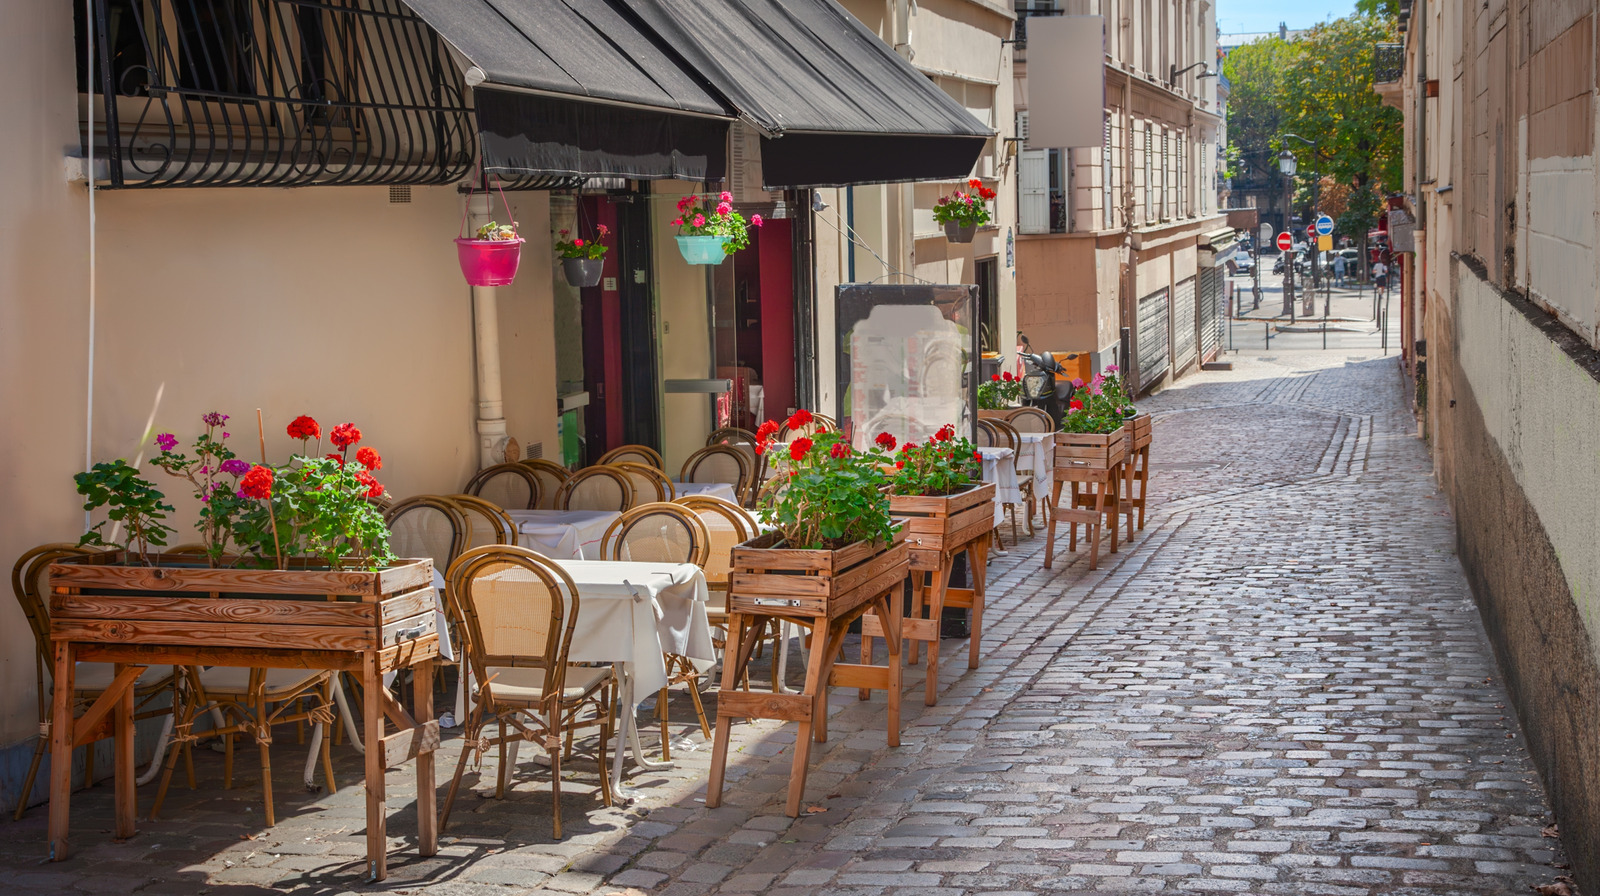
[1332,253,1348,287]
[1373,260,1389,290]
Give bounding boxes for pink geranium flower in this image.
[752,214,763,227]
[693,214,706,227]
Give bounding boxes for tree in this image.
[1222,35,1303,223]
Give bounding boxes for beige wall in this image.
[652,182,713,472]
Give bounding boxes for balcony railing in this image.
[1373,43,1405,84]
[1012,5,1063,49]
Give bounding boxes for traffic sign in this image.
[1257,222,1274,244]
[1315,214,1334,236]
[1276,232,1293,252]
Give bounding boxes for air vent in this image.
[525,442,543,460]
[389,186,411,203]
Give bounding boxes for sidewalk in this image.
[1230,269,1393,332]
[0,349,1570,896]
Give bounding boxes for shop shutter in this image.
[1019,149,1050,234]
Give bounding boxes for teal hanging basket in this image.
[676,235,728,265]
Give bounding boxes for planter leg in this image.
[414,660,437,858]
[879,593,902,747]
[114,665,137,840]
[907,572,924,666]
[969,536,988,671]
[47,643,75,862]
[1044,480,1063,569]
[785,619,834,818]
[924,564,949,707]
[706,614,749,810]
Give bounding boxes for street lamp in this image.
[1276,149,1298,319]
[1277,149,1297,176]
[1168,61,1215,87]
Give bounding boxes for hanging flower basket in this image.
[456,236,524,286]
[676,235,728,266]
[562,257,604,287]
[944,222,977,243]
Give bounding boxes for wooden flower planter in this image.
[44,554,440,881]
[866,483,995,706]
[707,528,909,817]
[1045,427,1129,570]
[1123,413,1153,532]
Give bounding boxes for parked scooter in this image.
[1019,351,1079,427]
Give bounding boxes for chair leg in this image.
[685,680,712,741]
[223,730,235,789]
[13,729,47,820]
[495,718,509,799]
[658,687,671,762]
[257,695,276,827]
[440,706,484,832]
[1043,481,1062,569]
[320,681,337,795]
[549,712,564,841]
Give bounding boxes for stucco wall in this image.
[652,182,713,472]
[1436,257,1600,890]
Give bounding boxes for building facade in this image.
[1013,0,1229,393]
[1379,1,1600,888]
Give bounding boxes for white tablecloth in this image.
[1018,432,1052,498]
[672,480,739,503]
[507,509,620,560]
[977,447,1020,526]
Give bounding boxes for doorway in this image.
[576,192,660,465]
[713,217,796,430]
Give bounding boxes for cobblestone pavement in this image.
[0,349,1568,895]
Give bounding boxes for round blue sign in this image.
[1315,215,1334,236]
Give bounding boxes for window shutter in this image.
[1016,109,1030,144]
[1019,149,1049,234]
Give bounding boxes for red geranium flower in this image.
[789,437,813,461]
[755,438,770,456]
[874,432,897,451]
[901,442,917,453]
[935,424,955,443]
[785,409,813,431]
[356,447,382,471]
[829,442,851,459]
[973,450,982,461]
[1069,399,1085,410]
[1002,371,1014,381]
[968,178,982,189]
[239,465,274,500]
[895,460,905,469]
[330,423,361,449]
[756,420,780,440]
[325,453,345,468]
[991,373,1001,382]
[286,415,320,441]
[355,470,385,499]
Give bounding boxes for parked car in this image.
[1230,250,1255,274]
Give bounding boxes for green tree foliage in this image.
[1225,14,1403,239]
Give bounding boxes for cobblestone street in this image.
[0,347,1568,895]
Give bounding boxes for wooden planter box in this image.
[890,482,995,557]
[1053,426,1130,473]
[48,554,439,669]
[1128,413,1153,451]
[44,554,440,880]
[729,528,909,621]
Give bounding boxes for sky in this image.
[1216,0,1357,34]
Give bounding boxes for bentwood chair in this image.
[385,496,469,730]
[679,445,753,505]
[1008,407,1053,433]
[611,461,676,506]
[988,418,1034,542]
[555,466,634,513]
[518,458,572,510]
[465,463,542,511]
[673,496,786,685]
[598,444,666,471]
[447,494,518,549]
[442,546,615,839]
[10,545,179,820]
[599,503,712,757]
[707,427,762,497]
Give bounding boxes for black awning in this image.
[403,0,733,180]
[617,0,993,188]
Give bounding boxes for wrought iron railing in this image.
[81,0,478,188]
[1373,43,1405,84]
[1012,5,1063,49]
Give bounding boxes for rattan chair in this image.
[707,428,762,499]
[518,459,572,510]
[975,419,1002,447]
[465,463,542,511]
[599,503,712,756]
[447,494,518,549]
[442,545,615,838]
[386,496,467,572]
[1008,407,1053,432]
[706,426,757,450]
[611,461,675,506]
[679,445,753,505]
[555,466,634,512]
[989,418,1035,541]
[10,545,179,820]
[598,444,666,470]
[674,496,782,685]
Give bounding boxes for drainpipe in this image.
[467,190,510,468]
[893,0,916,281]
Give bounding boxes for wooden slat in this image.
[716,691,813,722]
[52,594,377,626]
[378,608,436,650]
[49,557,432,598]
[830,555,909,619]
[378,634,439,672]
[73,712,113,749]
[827,662,889,690]
[728,573,832,596]
[380,721,440,768]
[944,587,976,609]
[70,665,144,747]
[1053,431,1125,447]
[378,587,437,626]
[51,618,376,652]
[833,541,910,597]
[74,643,364,670]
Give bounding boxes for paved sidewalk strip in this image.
[0,350,1567,895]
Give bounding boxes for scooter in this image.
[1019,351,1079,427]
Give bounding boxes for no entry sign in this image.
[1276,232,1294,252]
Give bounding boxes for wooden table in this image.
[705,530,909,816]
[44,556,440,882]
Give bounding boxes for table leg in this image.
[47,642,75,861]
[114,663,137,840]
[610,662,674,800]
[413,660,437,858]
[363,652,387,883]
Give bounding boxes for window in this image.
[175,0,254,94]
[1160,127,1169,220]
[74,0,149,95]
[1176,131,1185,217]
[1103,113,1114,229]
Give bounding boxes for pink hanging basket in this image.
[455,237,524,286]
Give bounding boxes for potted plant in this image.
[933,179,995,243]
[556,225,609,288]
[455,219,525,287]
[672,191,763,265]
[977,370,1024,418]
